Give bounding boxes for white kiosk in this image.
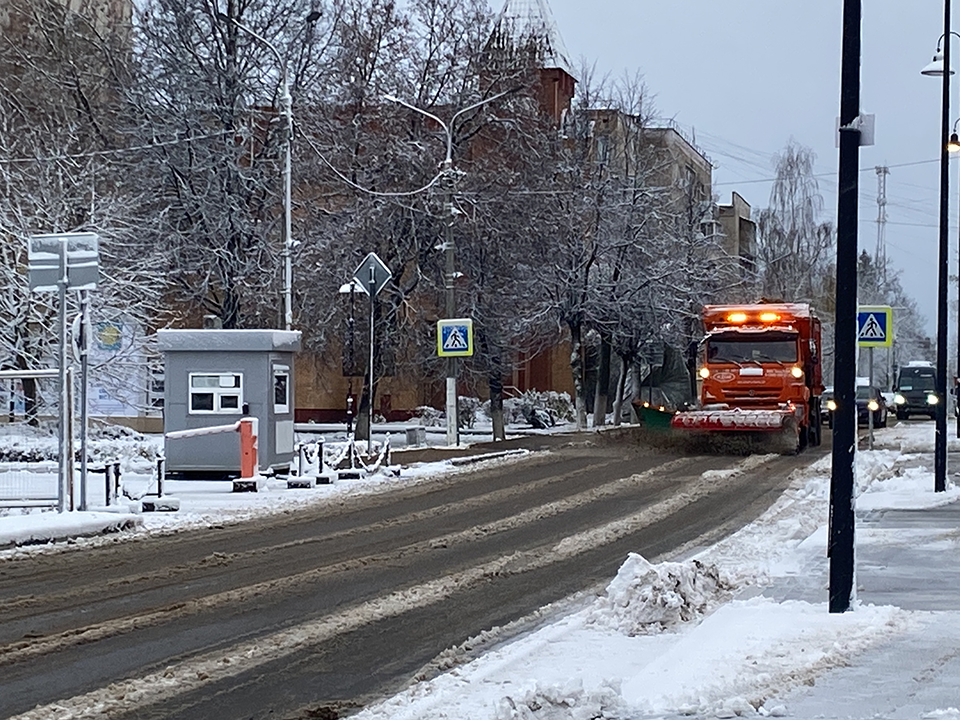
[158,329,300,478]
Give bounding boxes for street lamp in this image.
[383,90,513,446]
[218,11,320,331]
[951,120,960,436]
[921,17,956,491]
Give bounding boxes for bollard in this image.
[104,464,112,506]
[156,457,164,498]
[239,417,258,479]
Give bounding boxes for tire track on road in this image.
[8,454,779,719]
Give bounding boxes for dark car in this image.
[821,386,834,425]
[856,385,887,427]
[824,385,887,427]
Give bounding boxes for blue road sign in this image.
[437,319,474,357]
[857,305,892,348]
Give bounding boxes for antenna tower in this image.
[875,165,889,280]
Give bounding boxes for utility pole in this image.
[219,11,321,330]
[383,89,513,446]
[443,161,459,447]
[830,0,861,614]
[875,166,889,281]
[875,166,894,391]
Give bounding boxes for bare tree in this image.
[126,0,335,329]
[756,141,835,305]
[0,0,166,418]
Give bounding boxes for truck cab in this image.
[690,303,824,450]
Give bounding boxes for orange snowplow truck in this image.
[671,303,825,452]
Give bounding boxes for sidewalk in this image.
[750,487,960,718]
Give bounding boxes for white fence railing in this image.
[0,370,62,508]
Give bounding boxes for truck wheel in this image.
[780,418,801,455]
[896,410,907,421]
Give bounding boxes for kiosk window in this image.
[273,366,289,414]
[189,373,242,414]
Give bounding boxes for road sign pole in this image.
[57,239,68,513]
[351,252,393,457]
[868,346,874,450]
[79,291,90,510]
[368,266,375,455]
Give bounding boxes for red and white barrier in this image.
[165,417,259,487]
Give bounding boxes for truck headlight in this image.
[867,400,879,411]
[790,366,803,378]
[894,394,906,404]
[928,394,940,405]
[699,367,710,379]
[826,399,837,411]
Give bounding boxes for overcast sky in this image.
[547,0,949,338]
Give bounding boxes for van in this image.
[892,361,937,420]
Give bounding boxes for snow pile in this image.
[587,554,732,635]
[0,510,141,547]
[492,678,625,720]
[701,453,778,482]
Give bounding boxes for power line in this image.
[712,157,940,187]
[0,131,232,165]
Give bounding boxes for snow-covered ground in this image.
[4,420,960,719]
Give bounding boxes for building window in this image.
[149,368,165,410]
[189,373,242,414]
[273,366,289,414]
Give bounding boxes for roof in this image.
[492,0,573,75]
[157,329,302,353]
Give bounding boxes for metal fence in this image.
[0,371,61,509]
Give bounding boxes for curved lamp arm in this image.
[936,30,960,51]
[217,13,290,107]
[385,89,515,167]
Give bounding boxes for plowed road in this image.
[0,431,826,719]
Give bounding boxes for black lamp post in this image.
[953,122,960,438]
[830,0,861,614]
[921,16,956,492]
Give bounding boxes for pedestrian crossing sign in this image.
[857,305,893,348]
[437,318,474,357]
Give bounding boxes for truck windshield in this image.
[897,368,935,391]
[707,338,798,364]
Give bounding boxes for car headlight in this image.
[699,367,710,379]
[928,394,940,405]
[894,394,906,404]
[826,399,837,411]
[790,366,803,379]
[867,400,879,411]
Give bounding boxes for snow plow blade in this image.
[670,408,793,432]
[668,407,800,455]
[634,404,801,454]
